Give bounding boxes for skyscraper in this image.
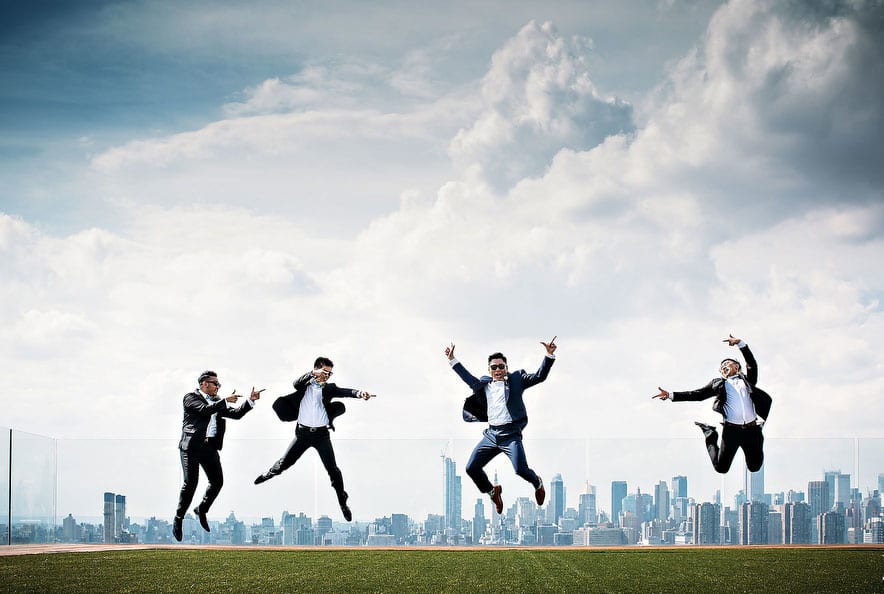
[654,481,670,521]
[103,492,115,544]
[671,475,688,499]
[739,501,769,544]
[692,502,720,545]
[578,482,596,526]
[549,474,565,525]
[748,465,764,503]
[611,481,627,527]
[114,494,126,539]
[784,501,811,544]
[808,480,830,544]
[473,499,486,544]
[442,456,462,531]
[824,471,850,507]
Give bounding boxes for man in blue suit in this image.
[444,337,557,514]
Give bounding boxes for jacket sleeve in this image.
[520,355,555,390]
[293,372,314,390]
[451,362,483,391]
[740,344,758,386]
[327,384,361,399]
[222,399,255,420]
[183,392,227,416]
[672,381,719,402]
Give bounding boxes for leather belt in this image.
[724,420,757,428]
[297,424,328,432]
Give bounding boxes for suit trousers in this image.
[176,440,223,518]
[266,426,347,504]
[706,424,764,473]
[466,425,540,494]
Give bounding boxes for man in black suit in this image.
[172,370,263,542]
[254,356,374,521]
[653,335,772,473]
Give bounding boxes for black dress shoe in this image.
[172,516,183,542]
[194,507,210,532]
[694,421,718,438]
[341,504,353,522]
[254,473,270,485]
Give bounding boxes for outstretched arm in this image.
[445,342,482,389]
[724,334,757,384]
[521,336,557,389]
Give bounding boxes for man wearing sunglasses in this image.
[254,356,375,522]
[173,370,263,542]
[652,334,773,474]
[444,337,557,515]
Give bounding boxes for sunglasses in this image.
[489,364,507,371]
[206,380,220,387]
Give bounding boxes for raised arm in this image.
[520,336,557,389]
[724,334,757,385]
[445,342,483,390]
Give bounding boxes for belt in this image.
[724,420,757,428]
[297,424,329,433]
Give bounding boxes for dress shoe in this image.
[254,473,270,485]
[535,479,546,506]
[490,485,504,514]
[193,506,210,532]
[172,516,183,542]
[695,421,718,441]
[341,504,353,522]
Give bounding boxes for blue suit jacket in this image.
[452,355,555,427]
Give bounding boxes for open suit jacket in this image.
[272,372,362,424]
[455,356,555,428]
[671,344,773,421]
[178,391,255,451]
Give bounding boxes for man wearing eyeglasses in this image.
[173,370,263,542]
[254,357,375,522]
[652,334,773,474]
[444,337,557,514]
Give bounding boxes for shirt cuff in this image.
[545,354,556,359]
[738,341,747,348]
[247,398,257,407]
[449,358,459,367]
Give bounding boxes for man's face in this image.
[314,365,334,385]
[488,358,508,381]
[720,360,740,378]
[201,377,221,396]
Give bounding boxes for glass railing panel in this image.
[10,429,56,544]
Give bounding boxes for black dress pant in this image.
[706,424,764,473]
[176,440,223,518]
[266,426,347,504]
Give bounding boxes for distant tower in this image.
[611,481,627,527]
[114,494,126,538]
[103,492,115,543]
[442,456,462,530]
[654,481,670,521]
[549,474,565,525]
[671,475,688,499]
[578,482,596,526]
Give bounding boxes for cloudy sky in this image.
[3,0,884,521]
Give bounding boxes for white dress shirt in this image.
[200,388,256,437]
[298,380,330,427]
[722,375,757,425]
[485,380,513,426]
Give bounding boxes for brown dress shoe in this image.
[535,482,546,506]
[490,485,503,514]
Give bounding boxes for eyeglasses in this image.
[316,369,333,377]
[489,364,507,371]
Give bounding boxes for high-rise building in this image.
[549,474,565,525]
[622,489,654,523]
[578,482,596,526]
[824,471,851,508]
[654,481,670,521]
[114,494,126,539]
[768,509,783,544]
[748,465,764,503]
[692,502,720,545]
[391,514,408,545]
[878,473,884,496]
[671,476,688,500]
[103,492,115,543]
[808,480,830,544]
[784,502,811,544]
[739,501,768,544]
[819,510,845,544]
[442,456,462,531]
[473,499,486,544]
[611,481,627,527]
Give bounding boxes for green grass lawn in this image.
[1,547,882,593]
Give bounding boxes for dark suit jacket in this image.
[178,391,255,451]
[672,344,773,421]
[272,372,361,424]
[454,355,555,427]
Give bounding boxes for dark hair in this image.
[720,358,741,369]
[487,352,507,364]
[314,356,334,369]
[198,370,217,384]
